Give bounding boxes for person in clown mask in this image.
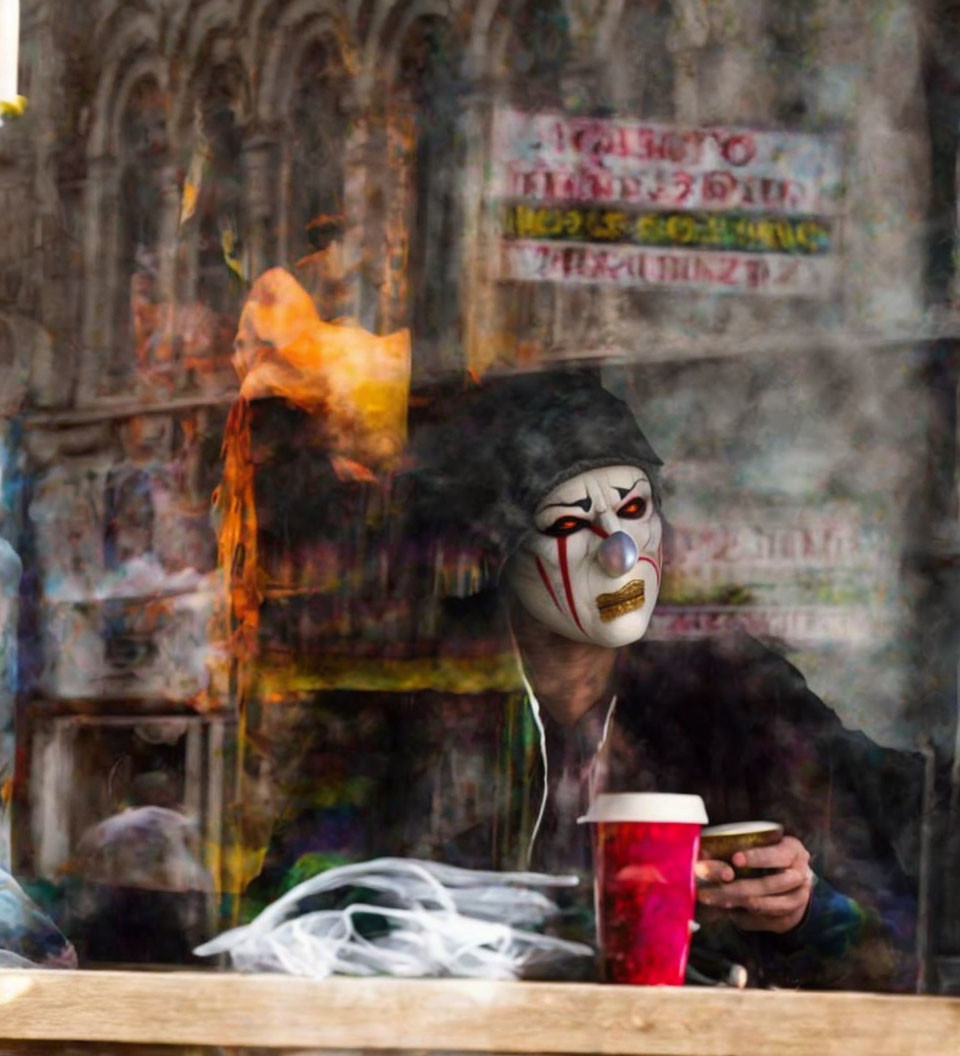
[506,462,662,650]
[407,370,921,992]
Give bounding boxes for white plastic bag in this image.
[195,857,592,980]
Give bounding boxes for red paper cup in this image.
[579,793,708,986]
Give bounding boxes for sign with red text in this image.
[649,604,875,646]
[652,512,893,647]
[491,108,844,296]
[669,517,880,572]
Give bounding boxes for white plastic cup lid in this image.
[700,821,780,837]
[578,792,708,825]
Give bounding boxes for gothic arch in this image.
[468,0,504,70]
[276,29,353,302]
[352,0,379,51]
[174,53,253,326]
[247,0,301,87]
[172,14,252,137]
[88,15,168,159]
[82,48,171,401]
[485,0,572,101]
[166,0,238,62]
[173,43,253,146]
[109,60,171,159]
[91,0,158,68]
[256,0,358,125]
[372,0,461,86]
[378,10,467,372]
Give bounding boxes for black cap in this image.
[409,371,662,562]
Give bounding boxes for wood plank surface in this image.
[0,971,957,1055]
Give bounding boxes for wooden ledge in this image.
[0,972,957,1054]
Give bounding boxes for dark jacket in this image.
[249,630,921,991]
[402,630,922,990]
[588,634,921,991]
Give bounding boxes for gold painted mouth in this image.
[595,579,645,622]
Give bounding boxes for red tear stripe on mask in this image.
[557,535,586,635]
[638,554,661,586]
[535,555,563,614]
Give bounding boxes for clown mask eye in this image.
[617,496,648,520]
[542,515,590,538]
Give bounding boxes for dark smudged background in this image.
[0,0,957,985]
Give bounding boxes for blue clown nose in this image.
[597,531,639,577]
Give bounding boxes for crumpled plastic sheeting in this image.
[195,857,593,980]
[0,869,77,968]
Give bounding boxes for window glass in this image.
[0,0,956,1004]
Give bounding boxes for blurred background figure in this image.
[66,805,212,965]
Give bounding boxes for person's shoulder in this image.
[624,630,803,681]
[622,630,835,724]
[710,631,813,691]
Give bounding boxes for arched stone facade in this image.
[0,0,922,404]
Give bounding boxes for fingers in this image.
[698,878,812,934]
[696,865,809,907]
[699,879,811,914]
[732,835,809,873]
[694,858,734,885]
[695,834,814,934]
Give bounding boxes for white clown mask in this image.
[504,464,662,647]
